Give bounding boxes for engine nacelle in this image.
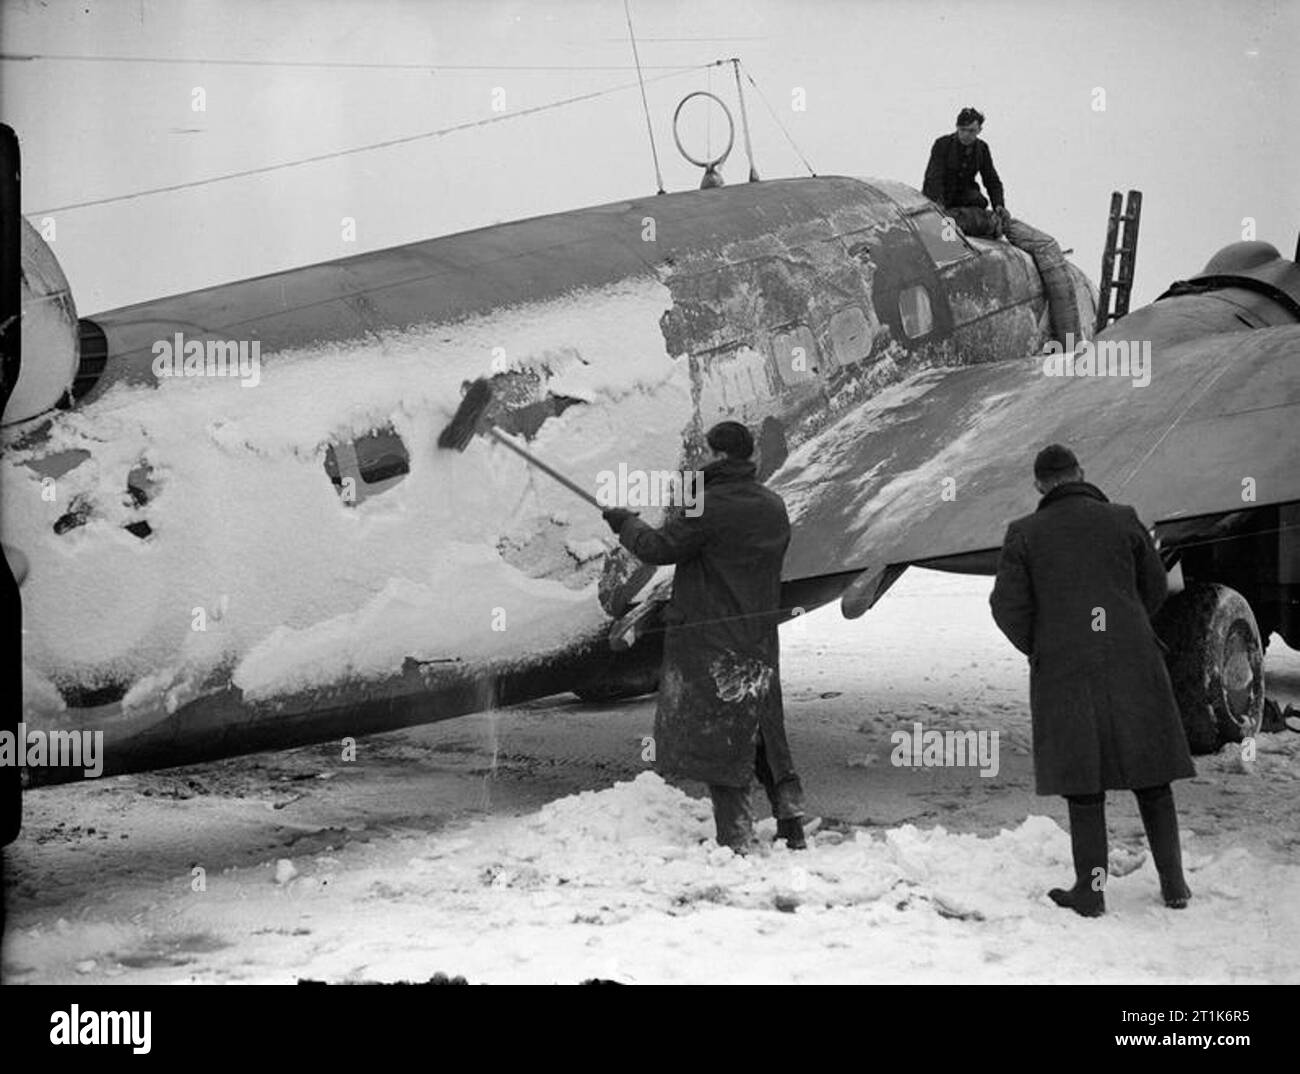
[5,216,78,426]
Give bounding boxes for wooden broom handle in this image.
[486,426,603,510]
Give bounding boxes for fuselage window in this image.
[769,325,821,384]
[691,343,775,422]
[50,455,155,538]
[828,307,873,368]
[354,427,409,484]
[324,424,409,505]
[899,285,934,339]
[910,209,976,268]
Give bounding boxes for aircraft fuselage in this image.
[8,176,1093,785]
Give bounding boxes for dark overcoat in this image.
[616,457,792,787]
[989,482,1195,796]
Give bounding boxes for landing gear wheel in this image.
[1155,583,1264,753]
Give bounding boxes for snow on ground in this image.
[6,767,1298,985]
[6,570,1299,985]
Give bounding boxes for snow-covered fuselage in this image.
[6,176,1084,785]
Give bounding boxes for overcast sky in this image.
[3,0,1295,314]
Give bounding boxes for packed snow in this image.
[3,277,692,708]
[6,570,1299,985]
[7,764,1298,984]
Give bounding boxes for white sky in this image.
[2,0,1296,314]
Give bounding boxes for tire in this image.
[1155,583,1265,753]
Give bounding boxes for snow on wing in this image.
[769,324,1300,610]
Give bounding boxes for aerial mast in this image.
[731,58,759,182]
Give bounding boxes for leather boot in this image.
[775,816,806,850]
[1049,795,1107,917]
[1136,784,1191,908]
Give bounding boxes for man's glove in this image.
[994,205,1011,222]
[602,507,637,534]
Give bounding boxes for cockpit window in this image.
[910,209,976,268]
[899,285,934,339]
[324,425,409,505]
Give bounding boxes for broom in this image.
[437,377,657,616]
[438,377,602,508]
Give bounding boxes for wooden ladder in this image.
[1095,189,1142,333]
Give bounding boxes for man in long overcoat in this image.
[990,444,1195,916]
[603,421,805,853]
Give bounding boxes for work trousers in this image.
[708,732,805,852]
[944,200,1082,346]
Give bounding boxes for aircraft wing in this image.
[770,324,1300,614]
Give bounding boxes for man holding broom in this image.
[602,421,807,854]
